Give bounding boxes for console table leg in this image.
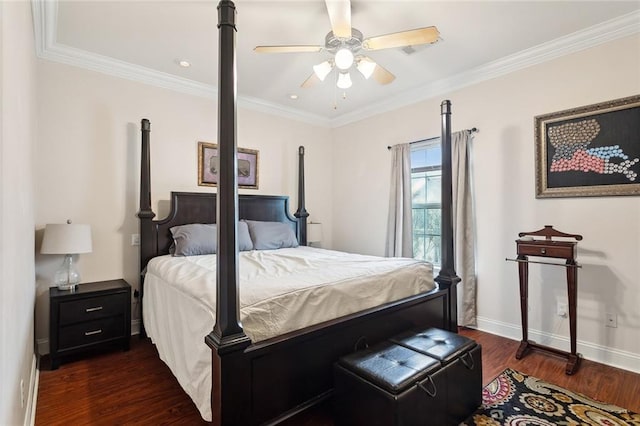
[566,260,577,355]
[517,255,529,356]
[516,341,529,360]
[566,353,580,375]
[566,259,579,374]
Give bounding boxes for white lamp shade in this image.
[337,72,352,89]
[308,223,323,243]
[313,60,333,81]
[356,57,377,79]
[41,223,93,254]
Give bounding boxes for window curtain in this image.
[452,130,477,327]
[385,143,413,258]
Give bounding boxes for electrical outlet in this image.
[20,379,24,408]
[556,301,567,317]
[605,313,617,328]
[131,234,140,246]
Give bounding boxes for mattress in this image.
[143,246,434,420]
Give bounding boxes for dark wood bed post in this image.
[434,100,461,332]
[137,118,155,338]
[294,146,309,245]
[205,2,251,425]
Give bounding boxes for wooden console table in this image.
[509,225,583,375]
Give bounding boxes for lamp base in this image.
[53,254,81,291]
[57,282,78,291]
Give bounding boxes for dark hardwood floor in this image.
[36,328,639,425]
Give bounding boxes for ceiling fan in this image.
[254,0,440,89]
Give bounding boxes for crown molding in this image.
[31,1,639,129]
[331,10,640,127]
[30,0,331,128]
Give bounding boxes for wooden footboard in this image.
[205,286,451,425]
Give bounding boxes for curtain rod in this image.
[387,127,479,150]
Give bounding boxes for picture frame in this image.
[198,142,259,189]
[535,95,640,198]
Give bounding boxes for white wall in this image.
[332,34,640,372]
[0,2,38,424]
[33,61,333,352]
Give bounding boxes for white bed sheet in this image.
[143,246,434,421]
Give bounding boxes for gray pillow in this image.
[243,220,299,250]
[170,223,217,256]
[170,222,253,256]
[237,221,254,251]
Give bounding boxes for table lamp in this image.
[41,221,93,291]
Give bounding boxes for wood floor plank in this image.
[36,328,639,425]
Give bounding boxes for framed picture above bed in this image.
[198,141,259,189]
[535,95,640,198]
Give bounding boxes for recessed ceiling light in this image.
[289,94,298,100]
[178,60,191,68]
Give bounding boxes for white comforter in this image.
[143,246,434,420]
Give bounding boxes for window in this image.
[411,139,441,265]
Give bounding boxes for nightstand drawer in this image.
[58,316,125,351]
[59,293,127,325]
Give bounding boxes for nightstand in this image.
[49,279,131,369]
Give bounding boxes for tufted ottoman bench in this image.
[333,328,481,426]
[391,328,482,424]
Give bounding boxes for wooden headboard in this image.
[137,117,308,275]
[139,191,299,271]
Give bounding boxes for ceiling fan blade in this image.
[356,56,395,84]
[325,0,351,38]
[362,26,440,50]
[254,45,323,53]
[301,73,321,88]
[371,62,395,85]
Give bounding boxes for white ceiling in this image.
[33,1,640,127]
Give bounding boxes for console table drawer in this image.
[517,243,574,259]
[59,293,128,325]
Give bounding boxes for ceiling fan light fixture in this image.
[337,71,352,89]
[334,48,354,70]
[313,61,333,81]
[356,58,376,79]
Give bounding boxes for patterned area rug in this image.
[461,368,639,425]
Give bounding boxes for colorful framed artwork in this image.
[535,95,640,198]
[198,142,259,189]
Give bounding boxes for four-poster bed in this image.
[136,1,461,425]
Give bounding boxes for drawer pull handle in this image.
[86,306,103,312]
[540,248,546,254]
[85,329,102,336]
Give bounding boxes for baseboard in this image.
[475,316,640,374]
[25,354,38,426]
